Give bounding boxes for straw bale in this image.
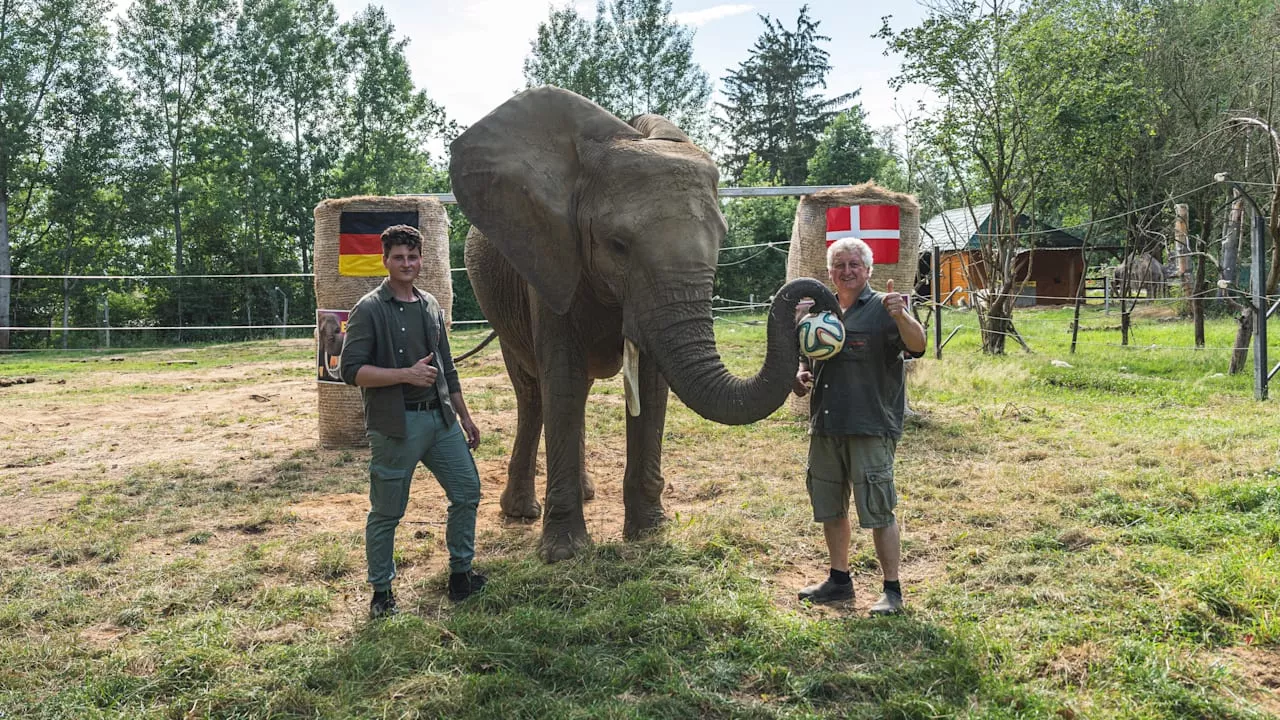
[786,183,921,417]
[312,195,452,448]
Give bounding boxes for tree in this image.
[117,0,231,335]
[39,27,129,347]
[718,5,853,185]
[334,7,454,197]
[716,155,796,304]
[0,0,109,348]
[880,0,1054,354]
[805,106,886,185]
[523,0,713,142]
[523,3,617,111]
[1011,0,1159,346]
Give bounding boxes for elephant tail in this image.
[454,329,499,363]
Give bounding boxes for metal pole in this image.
[274,286,288,340]
[932,246,942,360]
[1104,274,1111,314]
[103,294,110,350]
[1252,209,1268,400]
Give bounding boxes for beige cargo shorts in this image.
[806,434,898,528]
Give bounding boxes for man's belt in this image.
[404,398,439,412]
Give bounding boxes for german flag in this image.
[339,210,420,276]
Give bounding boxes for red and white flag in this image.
[825,204,901,263]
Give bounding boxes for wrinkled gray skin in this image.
[1114,253,1166,298]
[449,86,839,562]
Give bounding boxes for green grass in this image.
[0,308,1277,718]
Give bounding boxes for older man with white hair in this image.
[793,236,926,614]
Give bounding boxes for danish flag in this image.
[825,204,901,263]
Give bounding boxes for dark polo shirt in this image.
[808,286,922,440]
[339,280,461,438]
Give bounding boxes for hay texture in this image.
[313,196,452,448]
[786,183,921,417]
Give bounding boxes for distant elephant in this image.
[449,87,839,561]
[1113,253,1166,298]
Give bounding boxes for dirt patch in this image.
[80,623,130,649]
[0,492,80,530]
[1216,645,1280,716]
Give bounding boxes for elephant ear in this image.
[450,86,641,315]
[629,114,691,143]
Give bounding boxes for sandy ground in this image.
[0,341,886,615]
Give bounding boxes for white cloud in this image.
[672,4,754,27]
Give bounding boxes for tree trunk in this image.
[1219,191,1244,298]
[1175,203,1192,310]
[172,161,184,343]
[980,294,1011,354]
[61,276,71,350]
[1119,250,1133,346]
[0,193,9,350]
[1192,255,1205,348]
[1229,307,1253,374]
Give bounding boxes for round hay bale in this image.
[786,183,920,418]
[313,195,452,448]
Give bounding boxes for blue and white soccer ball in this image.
[797,310,845,361]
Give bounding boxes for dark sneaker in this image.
[869,590,905,616]
[798,579,854,604]
[369,590,398,619]
[448,570,488,602]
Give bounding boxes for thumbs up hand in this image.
[403,352,438,386]
[882,279,908,317]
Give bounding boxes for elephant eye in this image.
[610,236,628,256]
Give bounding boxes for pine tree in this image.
[718,5,853,185]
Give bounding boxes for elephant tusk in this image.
[623,338,641,417]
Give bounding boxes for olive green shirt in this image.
[807,286,922,440]
[339,280,460,438]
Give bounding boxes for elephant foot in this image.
[500,485,542,520]
[623,507,668,541]
[581,473,596,502]
[539,526,592,563]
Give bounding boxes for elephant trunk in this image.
[633,276,839,426]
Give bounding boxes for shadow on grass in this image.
[290,541,983,719]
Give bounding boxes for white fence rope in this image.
[2,182,1273,348]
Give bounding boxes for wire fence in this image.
[2,183,1274,355]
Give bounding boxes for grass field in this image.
[0,303,1277,719]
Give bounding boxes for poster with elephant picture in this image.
[316,309,348,384]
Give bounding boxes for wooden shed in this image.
[917,204,1085,307]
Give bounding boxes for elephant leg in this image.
[580,386,596,502]
[535,315,591,562]
[622,349,669,540]
[500,343,543,520]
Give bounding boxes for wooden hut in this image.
[918,204,1085,307]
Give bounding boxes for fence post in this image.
[103,294,111,349]
[1252,208,1268,400]
[932,246,942,360]
[1104,274,1111,314]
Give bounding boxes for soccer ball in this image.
[797,310,845,361]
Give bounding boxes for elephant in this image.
[448,86,839,561]
[316,311,344,382]
[1113,253,1167,299]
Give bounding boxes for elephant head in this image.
[450,86,837,425]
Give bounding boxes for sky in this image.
[328,0,934,150]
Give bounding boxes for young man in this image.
[792,237,926,614]
[340,224,486,618]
